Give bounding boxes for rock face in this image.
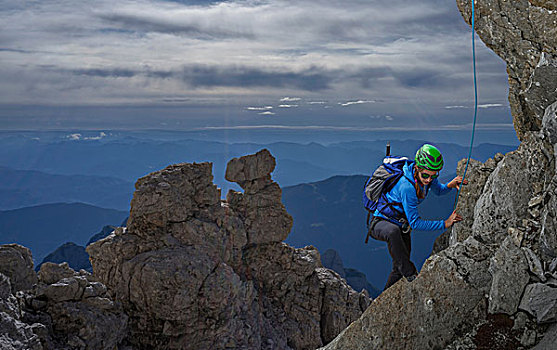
[0,271,43,350]
[30,262,128,350]
[321,1,557,349]
[0,244,128,350]
[457,0,557,142]
[88,149,368,350]
[322,237,495,350]
[0,244,38,293]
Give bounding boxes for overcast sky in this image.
[0,0,513,135]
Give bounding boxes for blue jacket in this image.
[373,161,452,231]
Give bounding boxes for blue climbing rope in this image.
[454,0,478,210]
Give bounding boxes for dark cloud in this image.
[392,69,448,88]
[347,67,392,89]
[0,47,33,53]
[178,65,332,90]
[66,65,332,91]
[72,68,137,78]
[98,13,254,39]
[161,0,230,5]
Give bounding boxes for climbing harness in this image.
[453,0,478,211]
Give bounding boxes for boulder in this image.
[319,237,492,350]
[225,148,276,187]
[0,244,38,292]
[488,237,530,315]
[519,283,557,324]
[472,138,552,245]
[449,155,503,246]
[38,262,77,285]
[533,323,557,350]
[29,263,128,350]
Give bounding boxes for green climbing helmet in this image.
[415,144,444,171]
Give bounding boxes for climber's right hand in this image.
[445,211,463,228]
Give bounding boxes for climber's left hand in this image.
[448,176,468,190]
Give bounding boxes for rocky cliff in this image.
[321,1,557,349]
[85,149,369,350]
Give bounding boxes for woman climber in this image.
[369,144,467,290]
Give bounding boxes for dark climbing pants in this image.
[370,219,417,290]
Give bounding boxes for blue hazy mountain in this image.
[0,203,127,262]
[0,166,134,210]
[282,174,456,289]
[0,132,516,197]
[36,242,91,272]
[321,248,381,298]
[39,223,126,272]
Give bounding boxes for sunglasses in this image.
[420,172,439,179]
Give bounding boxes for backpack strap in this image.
[365,216,381,244]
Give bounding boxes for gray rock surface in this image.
[451,156,502,245]
[0,272,43,350]
[434,154,504,253]
[488,237,530,315]
[88,149,367,350]
[0,244,38,293]
[0,247,128,350]
[533,323,557,350]
[456,0,557,141]
[523,247,547,282]
[472,138,553,245]
[520,283,557,324]
[320,238,491,350]
[0,246,43,350]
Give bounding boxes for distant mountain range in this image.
[36,242,91,272]
[0,203,127,262]
[36,224,122,272]
[321,248,381,298]
[0,167,134,210]
[0,135,516,201]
